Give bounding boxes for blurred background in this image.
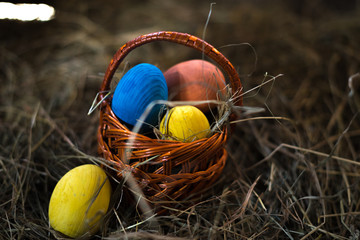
[1,0,360,239]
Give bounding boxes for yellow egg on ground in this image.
[160,105,210,142]
[48,164,111,238]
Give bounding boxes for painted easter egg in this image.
[48,164,111,238]
[164,59,226,112]
[160,105,210,142]
[112,63,168,128]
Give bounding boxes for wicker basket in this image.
[97,31,243,214]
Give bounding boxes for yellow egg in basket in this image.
[160,105,211,142]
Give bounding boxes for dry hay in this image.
[1,0,360,239]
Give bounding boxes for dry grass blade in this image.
[246,143,360,172]
[106,231,190,240]
[209,187,229,240]
[222,175,261,227]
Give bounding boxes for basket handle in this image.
[100,31,243,106]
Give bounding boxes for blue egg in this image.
[111,63,168,128]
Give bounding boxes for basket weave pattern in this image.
[97,31,242,212]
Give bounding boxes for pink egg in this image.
[164,59,227,112]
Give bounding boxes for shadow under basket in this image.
[97,31,243,214]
